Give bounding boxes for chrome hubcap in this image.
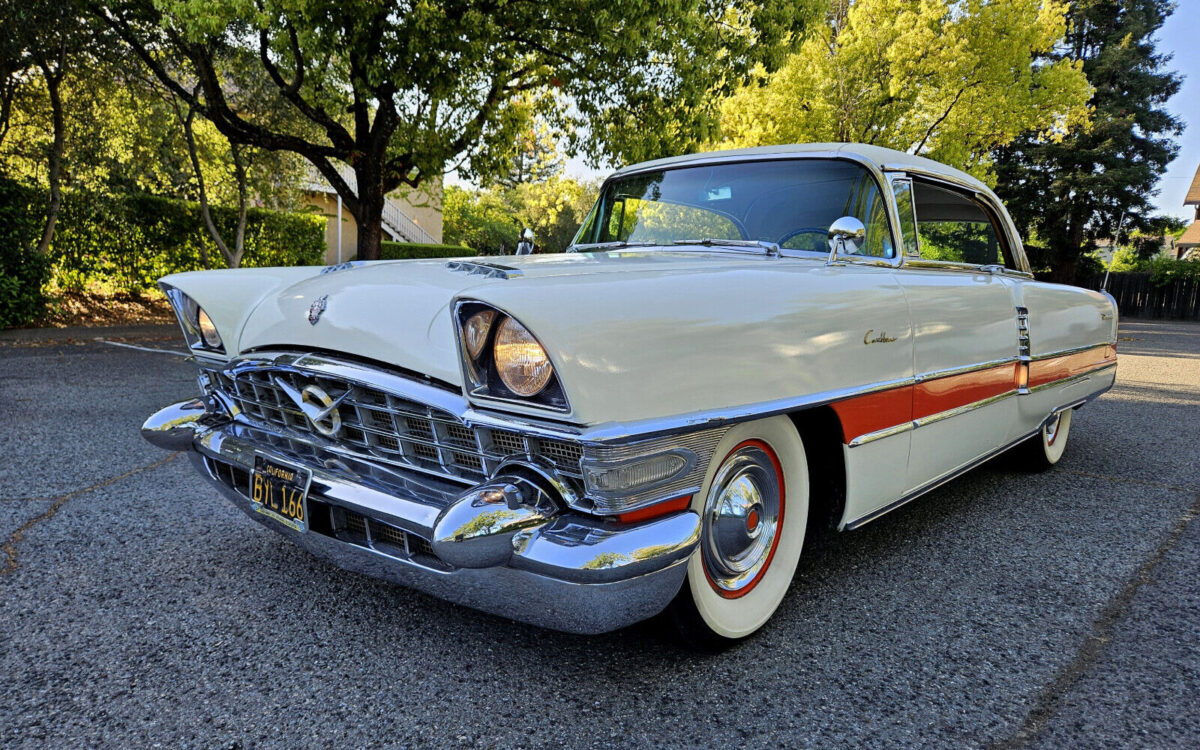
[1045,412,1062,446]
[702,445,782,595]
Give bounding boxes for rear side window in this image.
[912,182,1011,267]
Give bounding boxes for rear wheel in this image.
[666,416,809,650]
[1014,408,1073,471]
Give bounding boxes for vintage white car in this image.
[143,144,1118,648]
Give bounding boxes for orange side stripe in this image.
[913,362,1018,421]
[829,385,914,444]
[831,345,1115,445]
[1027,345,1117,389]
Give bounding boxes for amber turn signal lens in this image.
[493,317,553,397]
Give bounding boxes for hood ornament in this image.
[307,295,328,325]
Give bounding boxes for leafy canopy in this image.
[719,0,1092,180]
[993,0,1182,282]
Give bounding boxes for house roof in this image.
[1187,163,1200,205]
[1179,221,1200,248]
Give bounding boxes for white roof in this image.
[612,143,991,195]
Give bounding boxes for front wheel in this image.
[666,416,809,650]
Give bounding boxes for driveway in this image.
[1,320,1197,748]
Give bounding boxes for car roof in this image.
[611,143,991,195]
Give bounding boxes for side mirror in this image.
[827,216,866,264]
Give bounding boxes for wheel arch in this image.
[788,405,846,537]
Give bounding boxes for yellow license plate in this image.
[250,455,310,532]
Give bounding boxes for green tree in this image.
[719,0,1092,180]
[98,0,820,260]
[442,185,520,255]
[993,0,1182,283]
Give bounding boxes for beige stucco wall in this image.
[303,178,444,265]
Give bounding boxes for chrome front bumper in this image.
[144,399,699,634]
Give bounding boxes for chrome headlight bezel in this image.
[453,300,570,413]
[161,284,226,355]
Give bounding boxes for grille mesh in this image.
[213,366,582,484]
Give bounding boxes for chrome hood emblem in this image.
[307,295,328,325]
[273,377,349,437]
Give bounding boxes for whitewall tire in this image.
[667,416,809,649]
[1016,408,1073,471]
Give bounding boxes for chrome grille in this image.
[211,366,583,485]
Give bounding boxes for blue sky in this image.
[556,1,1200,221]
[1153,0,1198,221]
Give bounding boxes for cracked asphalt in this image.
[1,320,1198,748]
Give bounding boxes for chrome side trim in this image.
[843,375,1117,531]
[207,346,1115,451]
[1029,363,1117,393]
[914,357,1016,383]
[847,421,914,447]
[912,391,1014,428]
[847,390,1015,447]
[1029,343,1114,361]
[844,426,1041,530]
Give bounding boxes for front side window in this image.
[912,182,1010,266]
[573,159,895,258]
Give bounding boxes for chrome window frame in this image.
[586,152,906,269]
[887,168,1033,276]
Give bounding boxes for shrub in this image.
[1146,257,1200,286]
[51,191,326,293]
[378,241,475,260]
[0,178,53,328]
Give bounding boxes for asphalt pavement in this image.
[1,320,1197,749]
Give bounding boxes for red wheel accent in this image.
[702,438,786,599]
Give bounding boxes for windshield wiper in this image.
[673,238,781,257]
[566,240,660,253]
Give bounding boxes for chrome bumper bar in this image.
[143,399,699,634]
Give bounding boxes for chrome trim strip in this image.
[208,346,1116,451]
[1028,363,1117,393]
[1029,343,1114,361]
[843,374,1117,531]
[844,426,1041,531]
[847,421,914,447]
[848,390,1015,447]
[912,391,1015,428]
[914,358,1016,383]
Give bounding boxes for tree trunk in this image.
[35,67,64,256]
[354,164,386,261]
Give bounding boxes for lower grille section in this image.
[203,456,447,570]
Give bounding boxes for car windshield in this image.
[572,158,894,257]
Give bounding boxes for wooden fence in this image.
[1080,273,1200,320]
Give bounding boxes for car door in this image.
[890,176,1023,494]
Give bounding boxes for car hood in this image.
[231,251,766,378]
[168,249,915,427]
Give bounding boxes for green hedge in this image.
[378,241,475,260]
[0,179,52,327]
[52,191,325,293]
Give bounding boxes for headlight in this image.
[161,285,225,354]
[494,317,553,396]
[197,308,222,349]
[463,309,496,359]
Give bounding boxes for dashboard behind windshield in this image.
[573,159,894,257]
